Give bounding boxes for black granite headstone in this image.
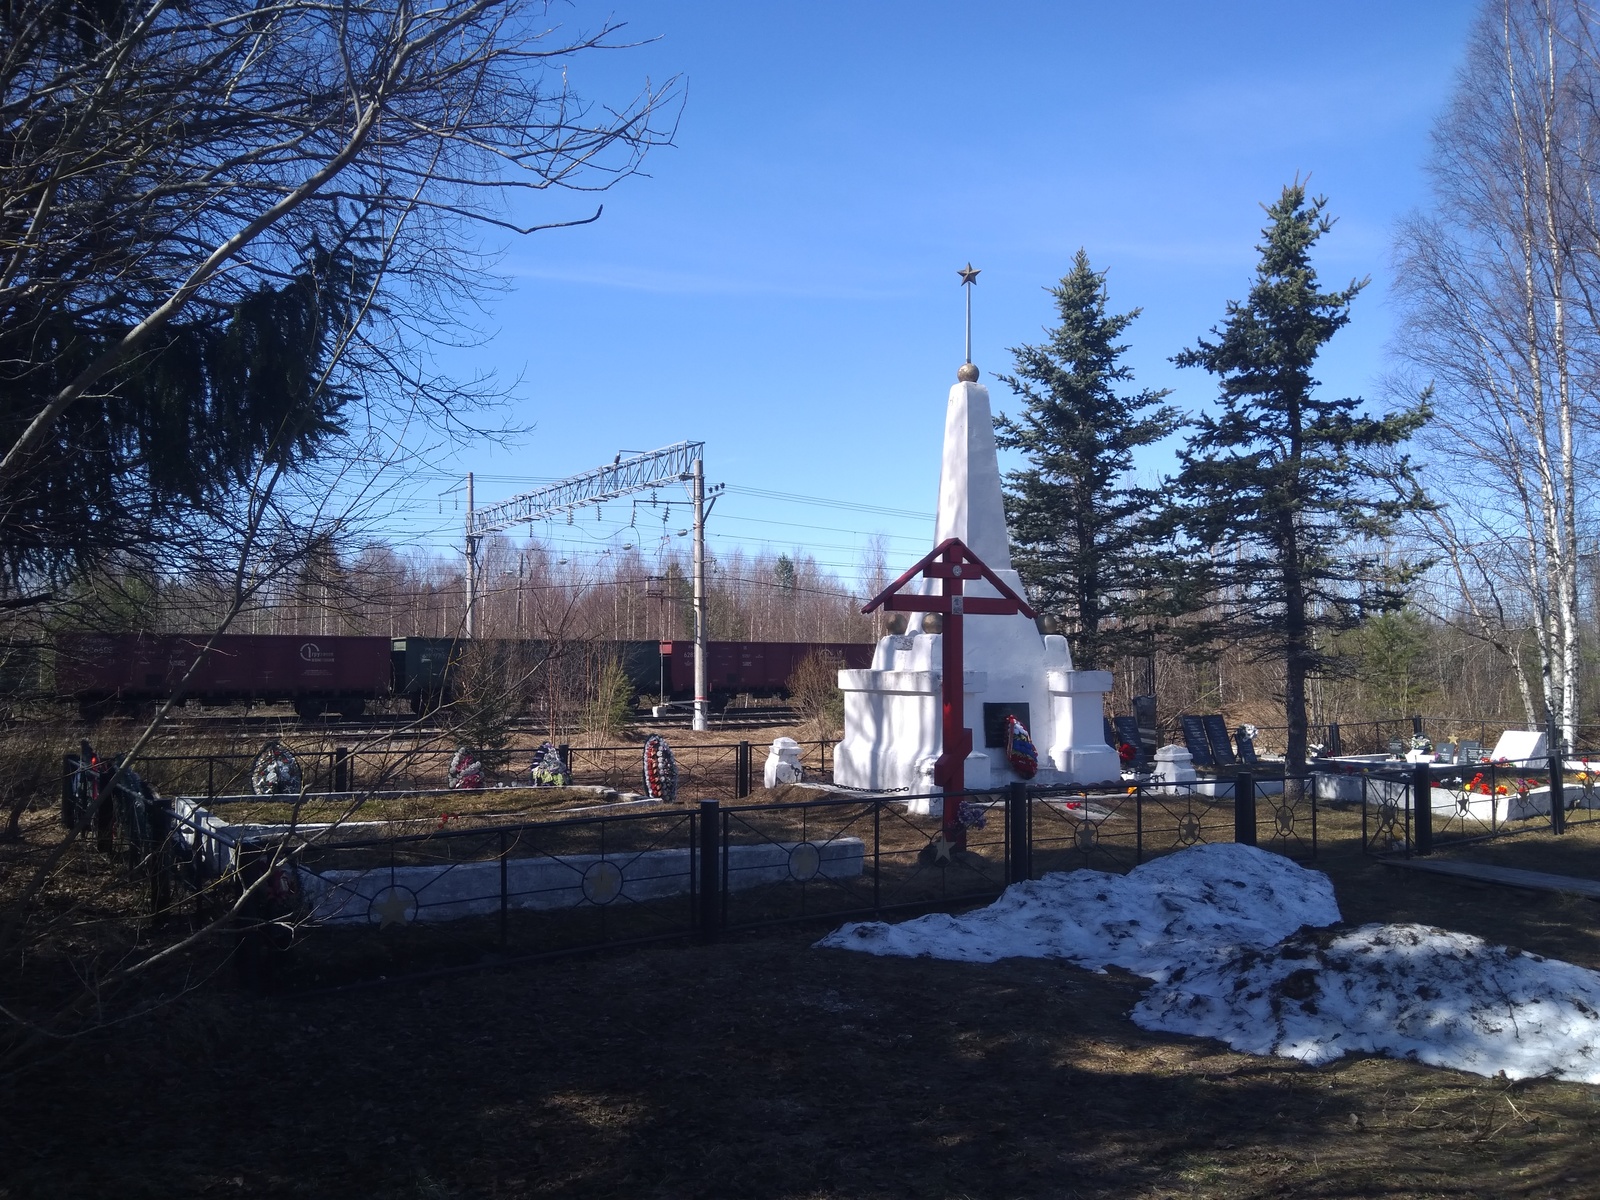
[1103,716,1117,747]
[1202,714,1237,767]
[1132,694,1158,758]
[1180,715,1214,767]
[1235,728,1258,766]
[1113,716,1143,768]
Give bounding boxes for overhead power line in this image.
[725,484,932,521]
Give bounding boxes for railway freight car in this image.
[57,634,392,718]
[659,640,873,705]
[55,633,875,718]
[391,637,663,713]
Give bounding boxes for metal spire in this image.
[958,263,980,381]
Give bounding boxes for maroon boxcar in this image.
[57,634,392,717]
[658,640,873,703]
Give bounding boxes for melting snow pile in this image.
[818,843,1600,1082]
[1137,923,1600,1082]
[817,843,1340,978]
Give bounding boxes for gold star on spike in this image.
[958,263,980,287]
[371,887,414,929]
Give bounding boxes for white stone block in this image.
[1153,744,1197,785]
[963,749,991,790]
[1490,729,1548,764]
[764,736,804,788]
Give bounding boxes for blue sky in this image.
[396,0,1480,585]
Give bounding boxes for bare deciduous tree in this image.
[0,0,680,594]
[1395,0,1600,746]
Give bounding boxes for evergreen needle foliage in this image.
[995,250,1181,669]
[1168,183,1430,769]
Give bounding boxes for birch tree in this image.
[1395,0,1600,749]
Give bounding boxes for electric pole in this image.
[463,442,718,725]
[464,471,477,639]
[692,457,708,731]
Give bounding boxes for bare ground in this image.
[6,812,1600,1197]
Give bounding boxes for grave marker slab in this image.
[1490,729,1548,764]
[1202,714,1237,768]
[1114,716,1144,768]
[1180,715,1214,767]
[1133,694,1158,759]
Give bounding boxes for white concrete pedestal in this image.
[833,374,1117,795]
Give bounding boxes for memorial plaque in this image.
[1113,716,1144,767]
[1325,722,1343,757]
[983,702,1032,749]
[1180,714,1214,766]
[1202,714,1237,767]
[1235,728,1258,766]
[1103,716,1117,746]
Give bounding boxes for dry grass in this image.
[9,783,1600,1197]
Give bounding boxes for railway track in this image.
[135,706,801,739]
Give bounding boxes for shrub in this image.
[789,650,844,738]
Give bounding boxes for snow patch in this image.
[818,843,1600,1081]
[816,843,1340,979]
[1136,922,1600,1082]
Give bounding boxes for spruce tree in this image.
[1169,184,1428,771]
[995,250,1180,669]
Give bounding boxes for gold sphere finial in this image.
[956,362,979,383]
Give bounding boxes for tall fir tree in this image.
[995,250,1180,670]
[1169,183,1428,770]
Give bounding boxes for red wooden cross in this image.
[862,537,1036,850]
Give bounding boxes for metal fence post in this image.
[1360,774,1368,852]
[736,740,751,799]
[1234,772,1256,846]
[60,754,76,826]
[498,828,509,948]
[1135,783,1144,865]
[1412,762,1433,856]
[333,746,350,793]
[147,797,172,922]
[1551,748,1567,836]
[698,799,721,941]
[1005,780,1029,884]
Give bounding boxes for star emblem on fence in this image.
[370,886,416,929]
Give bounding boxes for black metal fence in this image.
[1357,755,1600,857]
[58,753,1322,992]
[116,738,831,802]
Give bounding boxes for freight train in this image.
[53,634,874,719]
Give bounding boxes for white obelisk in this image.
[833,265,1119,794]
